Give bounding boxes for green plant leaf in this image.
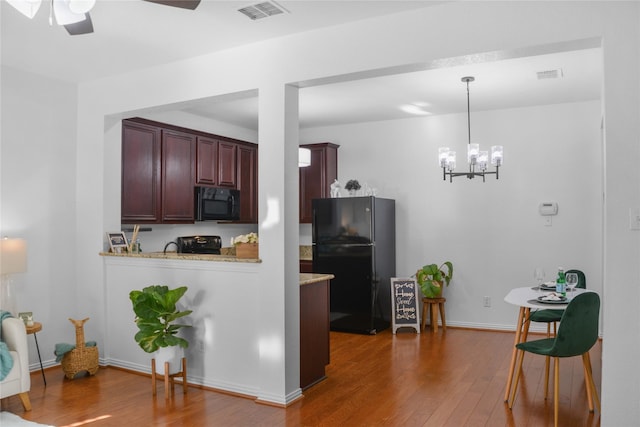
[129,285,192,353]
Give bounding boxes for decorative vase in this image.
[235,242,259,259]
[154,346,184,375]
[348,189,357,196]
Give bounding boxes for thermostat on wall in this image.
[539,202,558,216]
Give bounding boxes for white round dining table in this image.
[502,286,593,402]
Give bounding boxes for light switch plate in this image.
[630,208,640,230]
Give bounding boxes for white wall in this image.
[103,257,262,397]
[301,101,603,330]
[0,66,80,366]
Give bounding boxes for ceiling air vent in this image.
[536,69,564,80]
[238,1,289,20]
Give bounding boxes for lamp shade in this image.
[1,238,27,275]
[299,147,311,167]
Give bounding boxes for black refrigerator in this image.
[312,196,396,334]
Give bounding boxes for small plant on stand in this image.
[415,262,454,298]
[129,285,192,381]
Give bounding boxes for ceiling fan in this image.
[6,0,201,36]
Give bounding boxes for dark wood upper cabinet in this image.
[121,121,162,223]
[122,117,257,224]
[217,141,237,187]
[237,144,258,223]
[195,136,218,186]
[300,143,339,223]
[161,130,196,223]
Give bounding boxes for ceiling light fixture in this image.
[438,77,503,182]
[6,0,41,18]
[6,0,95,24]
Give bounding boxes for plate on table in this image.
[539,282,557,291]
[536,293,567,304]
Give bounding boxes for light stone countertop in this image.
[99,251,261,263]
[300,273,334,285]
[101,244,312,263]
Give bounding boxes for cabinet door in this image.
[161,130,196,222]
[237,144,258,223]
[121,121,161,223]
[196,137,218,186]
[299,143,339,223]
[217,141,237,187]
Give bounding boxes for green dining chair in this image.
[529,268,586,398]
[509,292,600,427]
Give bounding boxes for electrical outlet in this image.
[198,341,205,352]
[483,296,491,307]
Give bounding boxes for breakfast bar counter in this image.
[99,251,261,263]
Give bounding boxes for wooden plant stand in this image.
[151,357,187,398]
[421,297,447,333]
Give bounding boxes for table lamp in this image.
[1,237,27,316]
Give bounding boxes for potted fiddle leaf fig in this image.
[129,285,192,374]
[415,262,453,298]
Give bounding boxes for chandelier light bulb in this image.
[446,151,456,171]
[438,147,450,168]
[478,151,489,171]
[467,143,479,165]
[491,145,504,166]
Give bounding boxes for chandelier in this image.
[438,77,503,182]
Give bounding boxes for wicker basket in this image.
[61,318,99,379]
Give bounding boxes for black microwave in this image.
[195,187,240,221]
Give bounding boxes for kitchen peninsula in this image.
[101,251,333,394]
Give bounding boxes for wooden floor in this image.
[1,328,601,426]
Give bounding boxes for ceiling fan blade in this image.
[143,0,201,10]
[64,13,94,35]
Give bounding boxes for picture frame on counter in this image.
[107,232,129,253]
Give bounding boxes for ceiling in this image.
[1,1,603,130]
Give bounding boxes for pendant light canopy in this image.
[438,77,503,182]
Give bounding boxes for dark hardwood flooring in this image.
[1,328,601,426]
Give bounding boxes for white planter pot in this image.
[154,346,184,375]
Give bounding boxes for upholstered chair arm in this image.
[2,317,31,389]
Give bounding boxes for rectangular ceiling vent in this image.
[238,1,289,20]
[536,69,564,80]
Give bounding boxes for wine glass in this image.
[534,267,545,290]
[566,272,579,299]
